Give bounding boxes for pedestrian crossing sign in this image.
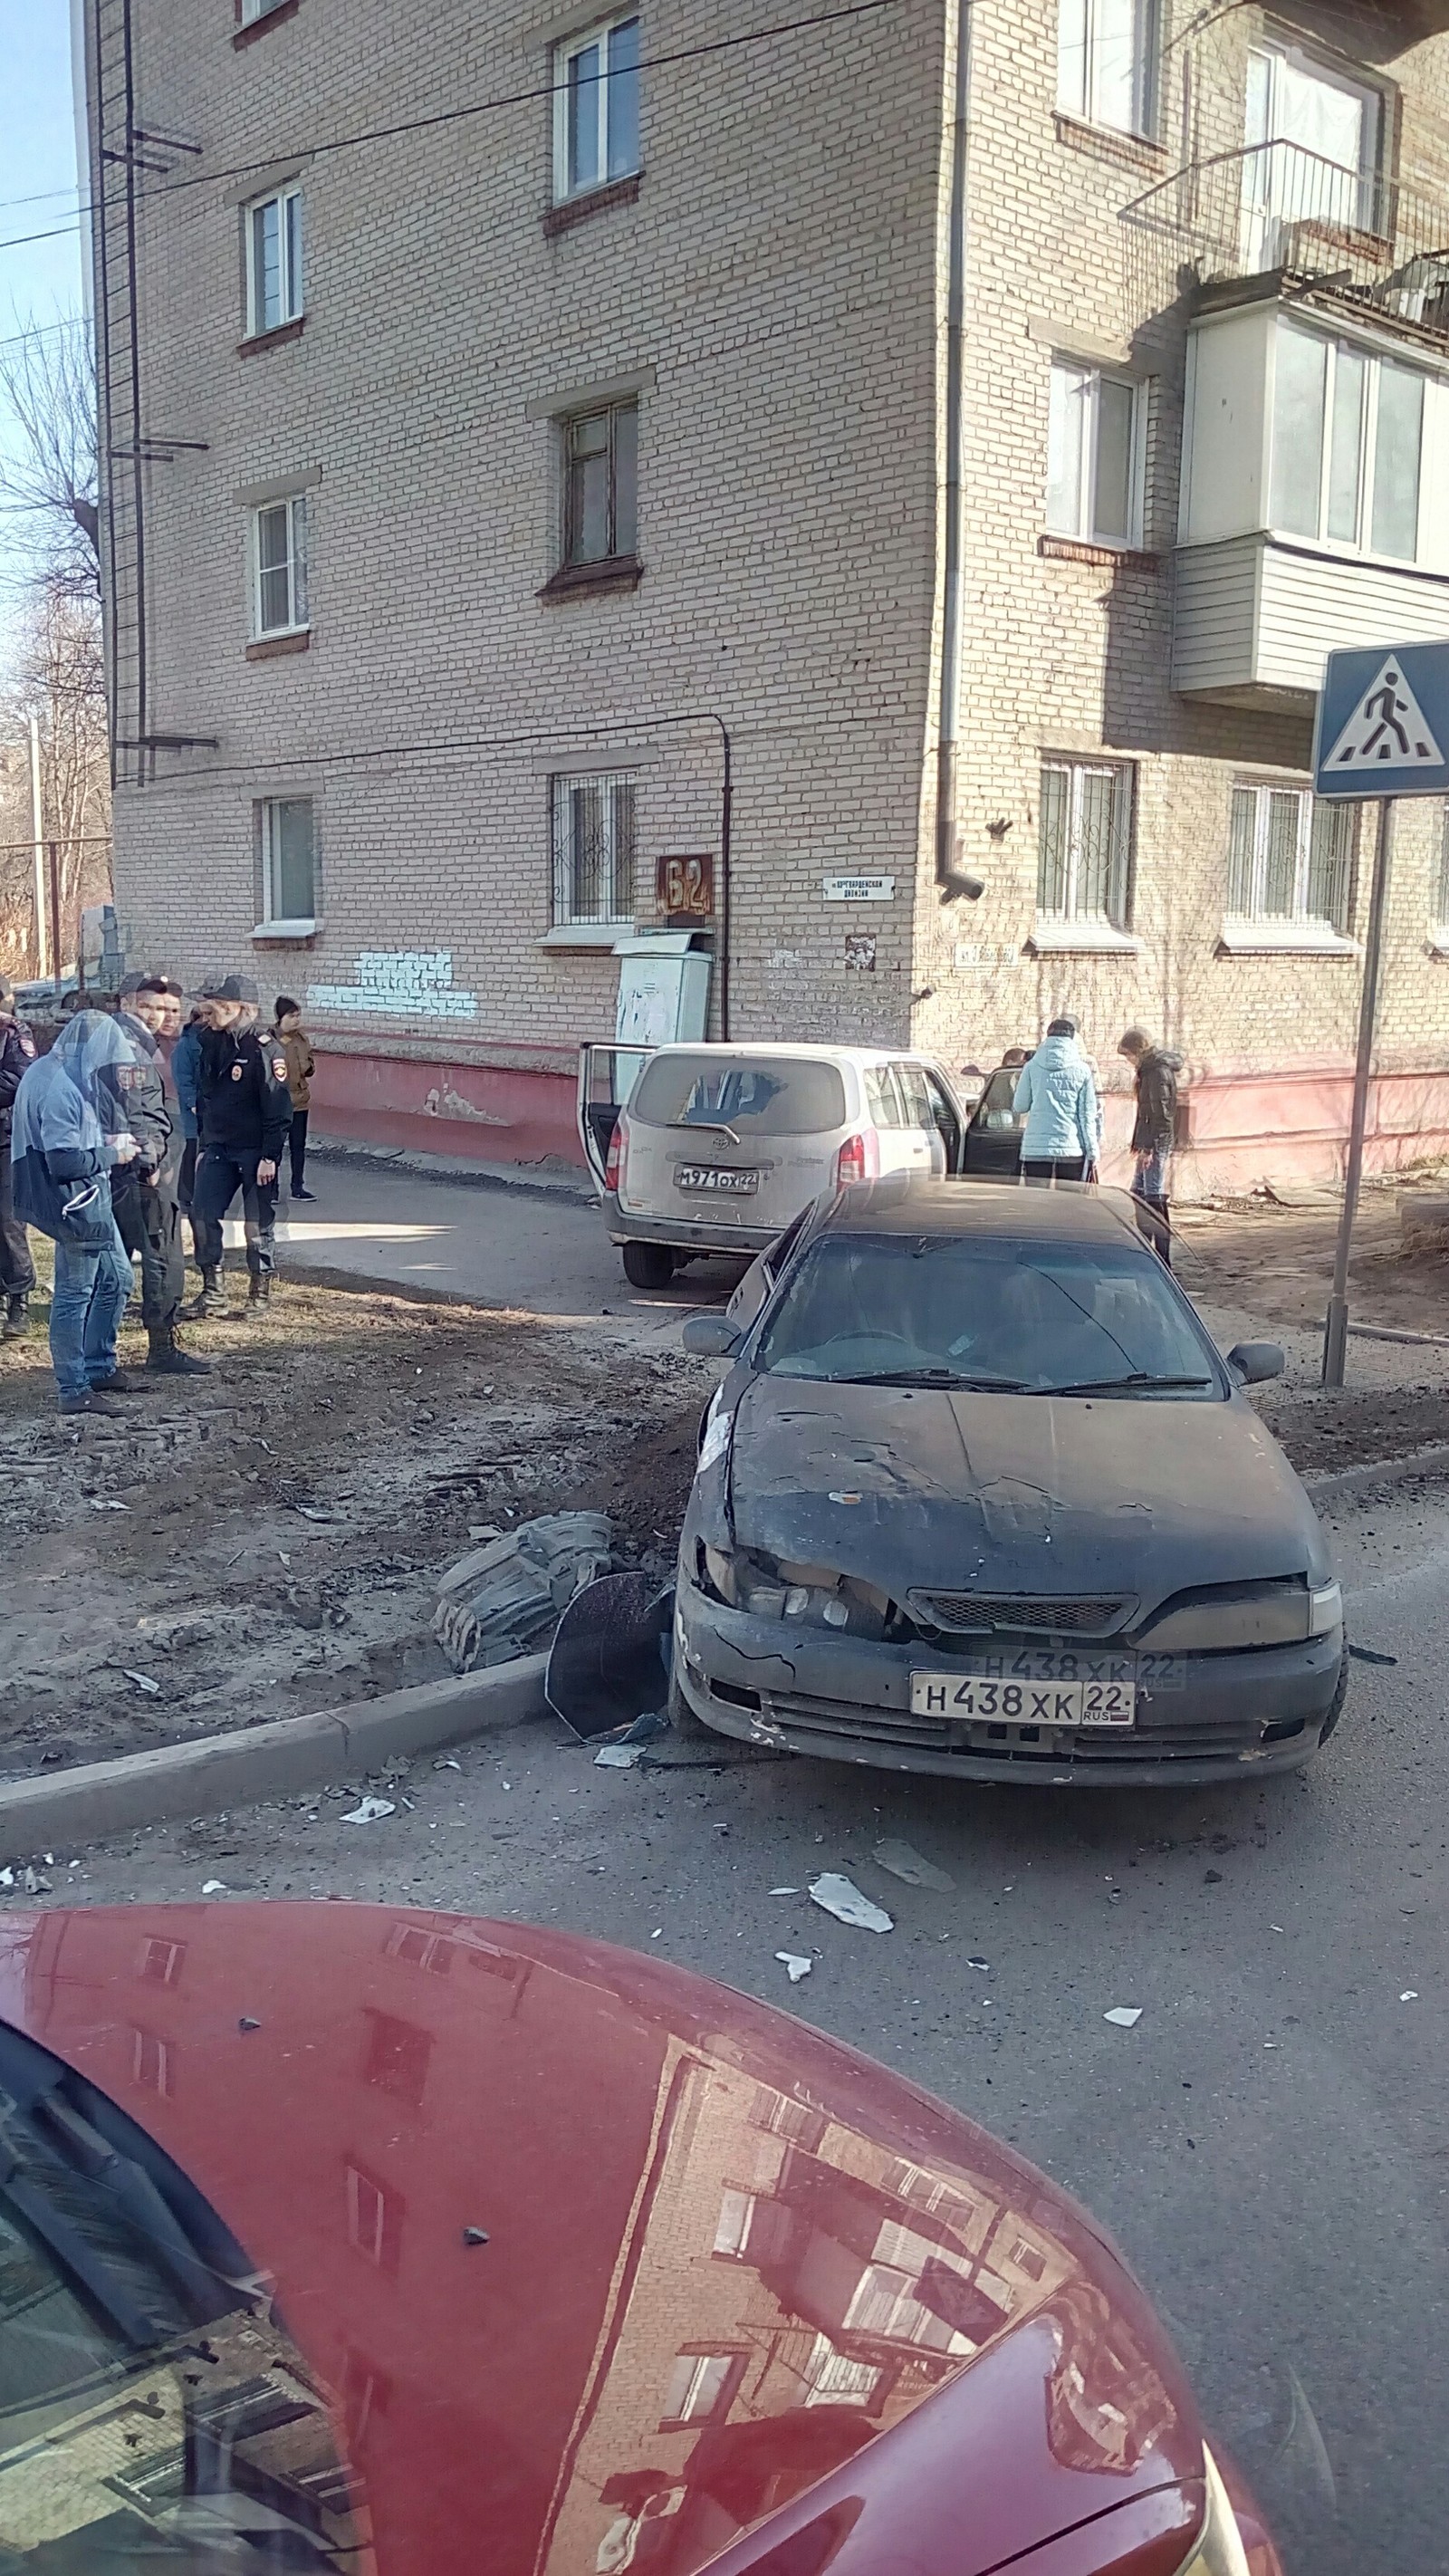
[1313,639,1449,799]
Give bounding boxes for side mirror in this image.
[682,1312,744,1360]
[1226,1341,1285,1386]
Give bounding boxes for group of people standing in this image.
[1011,1019,1183,1266]
[0,972,316,1418]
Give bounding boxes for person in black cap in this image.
[110,978,212,1377]
[0,972,38,1340]
[184,976,293,1318]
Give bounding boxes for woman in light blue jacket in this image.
[1012,1018,1101,1182]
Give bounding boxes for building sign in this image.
[822,875,895,902]
[307,951,478,1019]
[655,852,715,924]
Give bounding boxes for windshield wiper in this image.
[672,1118,742,1146]
[1030,1372,1216,1398]
[841,1367,1032,1390]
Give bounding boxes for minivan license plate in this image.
[675,1166,760,1195]
[910,1672,1136,1729]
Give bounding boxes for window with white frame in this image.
[553,12,640,202]
[258,796,316,926]
[238,0,288,22]
[244,183,302,337]
[1242,41,1384,267]
[659,2352,742,2429]
[1435,807,1449,928]
[1057,0,1158,138]
[1046,360,1144,548]
[562,402,638,568]
[1226,782,1357,933]
[1270,323,1425,562]
[1037,759,1135,928]
[253,495,308,636]
[551,772,636,926]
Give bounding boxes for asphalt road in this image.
[49,1472,1449,2576]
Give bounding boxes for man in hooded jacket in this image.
[10,1012,144,1416]
[1118,1028,1184,1268]
[111,981,211,1378]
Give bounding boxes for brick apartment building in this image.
[85,0,1449,1180]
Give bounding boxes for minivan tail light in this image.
[605,1111,629,1197]
[835,1130,879,1187]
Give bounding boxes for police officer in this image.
[112,979,213,1378]
[0,973,37,1340]
[185,976,293,1317]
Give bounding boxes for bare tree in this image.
[0,582,111,976]
[0,318,101,604]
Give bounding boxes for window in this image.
[1226,782,1356,933]
[131,2030,172,2098]
[1269,324,1424,562]
[660,2351,744,2429]
[551,772,636,926]
[1243,42,1383,267]
[862,1065,907,1129]
[1037,759,1134,927]
[1437,810,1449,928]
[238,0,288,20]
[714,2190,755,2259]
[244,184,302,337]
[1057,0,1157,138]
[1046,361,1143,548]
[563,403,638,568]
[345,2164,402,2272]
[258,796,316,926]
[252,495,308,635]
[553,13,640,201]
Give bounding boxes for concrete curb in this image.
[308,1136,596,1207]
[0,1659,549,1856]
[1304,1445,1449,1504]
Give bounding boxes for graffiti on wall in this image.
[306,952,478,1019]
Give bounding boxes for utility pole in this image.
[1322,798,1395,1389]
[26,715,46,982]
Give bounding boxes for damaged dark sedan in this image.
[674,1178,1347,1786]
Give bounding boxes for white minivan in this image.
[578,1042,972,1289]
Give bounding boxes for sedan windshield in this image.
[755,1230,1223,1395]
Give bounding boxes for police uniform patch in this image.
[272,1055,287,1082]
[231,1063,244,1081]
[118,1063,143,1090]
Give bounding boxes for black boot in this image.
[182,1268,228,1321]
[2,1293,28,1341]
[148,1324,214,1378]
[247,1271,273,1308]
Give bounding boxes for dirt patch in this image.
[0,1262,711,1778]
[1253,1382,1449,1478]
[1176,1172,1449,1341]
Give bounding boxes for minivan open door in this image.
[577,1043,655,1192]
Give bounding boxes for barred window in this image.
[1227,783,1355,932]
[551,773,636,927]
[1037,759,1135,928]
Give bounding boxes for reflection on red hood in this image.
[0,1906,1209,2576]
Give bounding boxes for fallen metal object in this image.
[546,1572,674,1742]
[434,1513,613,1672]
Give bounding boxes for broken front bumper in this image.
[674,1576,1346,1786]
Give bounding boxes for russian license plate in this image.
[911,1671,1137,1729]
[675,1165,760,1195]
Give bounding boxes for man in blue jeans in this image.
[10,1013,145,1417]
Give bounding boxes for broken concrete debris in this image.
[809,1875,894,1935]
[776,1953,813,1983]
[872,1839,955,1892]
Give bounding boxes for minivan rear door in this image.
[577,1043,653,1192]
[620,1052,851,1235]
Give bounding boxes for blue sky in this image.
[0,0,87,607]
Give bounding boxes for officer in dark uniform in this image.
[0,973,37,1339]
[185,976,293,1317]
[112,979,212,1377]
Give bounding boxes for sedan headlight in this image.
[1140,1580,1330,1652]
[1172,2449,1251,2576]
[1309,1581,1342,1638]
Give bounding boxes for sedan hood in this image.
[728,1377,1322,1611]
[0,1905,1204,2576]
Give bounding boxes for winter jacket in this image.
[11,1011,134,1245]
[0,1011,36,1142]
[1012,1034,1102,1165]
[171,1020,203,1141]
[197,1023,293,1160]
[273,1025,314,1111]
[112,1011,174,1183]
[1130,1047,1184,1158]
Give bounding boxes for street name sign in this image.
[1313,639,1449,800]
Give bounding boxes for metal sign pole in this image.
[1322,796,1395,1389]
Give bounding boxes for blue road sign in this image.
[1313,639,1449,800]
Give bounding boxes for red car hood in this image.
[0,1905,1206,2576]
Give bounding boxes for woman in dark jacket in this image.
[11,1012,143,1415]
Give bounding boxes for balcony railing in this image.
[1122,139,1449,345]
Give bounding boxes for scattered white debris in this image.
[120,1670,161,1696]
[593,1744,641,1770]
[433,1756,462,1772]
[22,1870,49,1895]
[89,1499,129,1512]
[872,1840,955,1893]
[1401,1990,1418,2002]
[810,1874,894,1935]
[966,1955,990,1972]
[1271,1923,1285,1933]
[201,1879,228,1895]
[776,1953,813,1983]
[0,1870,13,1889]
[650,1927,663,1939]
[341,1796,396,1824]
[771,1887,801,1896]
[1104,2006,1143,2029]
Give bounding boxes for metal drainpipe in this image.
[935,0,978,903]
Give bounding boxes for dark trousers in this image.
[178,1137,198,1216]
[288,1110,309,1193]
[192,1149,278,1279]
[1132,1151,1173,1269]
[112,1176,186,1331]
[1022,1156,1088,1185]
[0,1146,35,1297]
